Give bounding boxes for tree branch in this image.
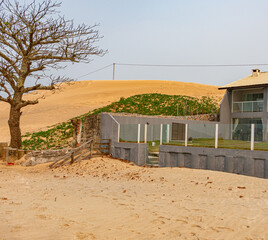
[19,99,38,108]
[23,83,54,93]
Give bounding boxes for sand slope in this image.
[0,157,267,240]
[0,80,224,142]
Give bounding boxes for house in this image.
[219,69,268,141]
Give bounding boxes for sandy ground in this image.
[0,80,224,142]
[0,156,267,240]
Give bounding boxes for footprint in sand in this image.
[76,232,96,240]
[216,226,234,232]
[152,218,165,225]
[35,214,49,220]
[191,224,202,229]
[175,219,188,224]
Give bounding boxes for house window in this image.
[232,89,264,113]
[232,118,263,141]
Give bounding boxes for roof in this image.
[219,72,268,90]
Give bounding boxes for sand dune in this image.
[0,80,224,142]
[0,157,267,240]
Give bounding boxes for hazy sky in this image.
[58,0,268,86]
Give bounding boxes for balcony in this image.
[232,100,263,113]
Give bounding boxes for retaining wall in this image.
[112,142,147,166]
[159,145,268,179]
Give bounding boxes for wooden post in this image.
[71,119,78,148]
[90,141,93,157]
[70,152,75,164]
[77,119,82,146]
[215,124,219,149]
[118,124,120,142]
[5,147,8,163]
[251,124,255,151]
[185,124,188,147]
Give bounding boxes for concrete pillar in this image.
[207,155,216,170]
[244,158,254,177]
[199,155,207,169]
[177,153,184,167]
[165,153,171,167]
[170,153,178,167]
[265,159,268,179]
[215,155,225,171]
[233,157,244,174]
[158,152,165,167]
[191,154,200,169]
[184,153,192,168]
[224,156,234,173]
[254,158,265,178]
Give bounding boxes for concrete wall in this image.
[101,113,146,165]
[112,142,147,166]
[220,90,231,124]
[108,112,222,142]
[101,113,120,143]
[159,145,268,179]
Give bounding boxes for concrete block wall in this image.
[159,145,268,179]
[112,142,147,166]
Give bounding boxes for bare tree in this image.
[0,0,105,149]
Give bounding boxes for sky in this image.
[37,0,268,86]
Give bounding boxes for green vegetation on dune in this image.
[21,93,219,150]
[22,122,73,150]
[92,93,219,116]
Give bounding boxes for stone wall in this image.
[84,114,101,143]
[23,148,71,166]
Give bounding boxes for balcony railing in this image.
[232,100,264,113]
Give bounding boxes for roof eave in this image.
[218,83,268,90]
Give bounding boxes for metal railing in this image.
[232,100,263,113]
[118,123,264,151]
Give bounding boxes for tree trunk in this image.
[8,104,22,149]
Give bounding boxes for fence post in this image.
[137,124,141,143]
[5,147,8,163]
[215,124,219,149]
[185,124,188,147]
[118,124,120,142]
[144,124,147,143]
[167,124,170,143]
[251,124,254,151]
[160,124,163,145]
